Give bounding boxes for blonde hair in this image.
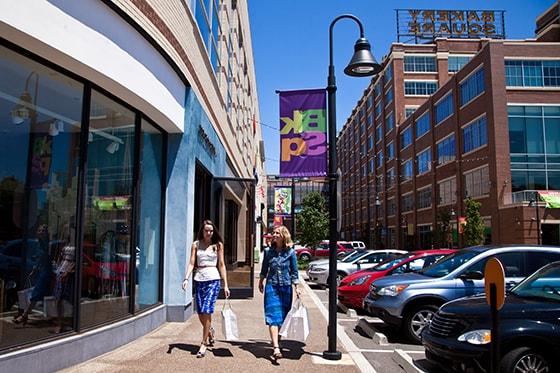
[273,225,293,248]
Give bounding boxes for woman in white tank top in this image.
[182,220,230,358]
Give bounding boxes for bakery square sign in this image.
[397,9,505,42]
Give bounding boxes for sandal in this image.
[13,314,28,326]
[272,346,282,360]
[196,342,208,358]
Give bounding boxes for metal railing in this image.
[511,190,539,204]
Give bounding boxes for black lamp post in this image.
[325,14,381,361]
[375,195,381,248]
[450,207,456,249]
[529,195,541,245]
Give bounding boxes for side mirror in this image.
[458,271,484,280]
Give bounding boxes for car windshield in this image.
[340,243,353,249]
[341,250,367,263]
[418,249,481,278]
[510,262,560,302]
[367,253,415,271]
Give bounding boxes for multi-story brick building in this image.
[338,3,560,250]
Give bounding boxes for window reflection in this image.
[0,45,83,348]
[81,91,135,328]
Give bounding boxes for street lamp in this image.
[375,195,381,249]
[325,14,382,361]
[529,195,541,245]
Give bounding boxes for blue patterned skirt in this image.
[264,283,293,326]
[194,279,221,314]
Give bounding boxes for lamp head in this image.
[10,91,33,125]
[344,38,382,77]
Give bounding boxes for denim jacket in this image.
[259,247,299,286]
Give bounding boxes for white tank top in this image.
[194,241,221,282]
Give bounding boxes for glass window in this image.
[404,81,438,96]
[376,125,382,143]
[386,112,394,132]
[448,55,471,72]
[136,119,163,311]
[417,148,432,175]
[376,150,383,169]
[505,60,560,87]
[387,142,395,160]
[437,135,456,165]
[387,168,395,188]
[415,111,431,138]
[460,68,485,106]
[375,100,383,118]
[405,107,417,118]
[401,193,414,212]
[384,64,393,83]
[417,188,432,209]
[463,116,488,153]
[81,90,136,328]
[0,45,84,348]
[464,166,490,198]
[435,92,454,124]
[401,126,412,150]
[404,55,437,72]
[402,159,413,181]
[438,178,457,205]
[385,87,394,105]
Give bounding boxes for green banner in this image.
[537,191,560,208]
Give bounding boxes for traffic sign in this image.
[485,257,505,310]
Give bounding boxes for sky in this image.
[247,0,555,175]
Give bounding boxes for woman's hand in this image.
[224,286,230,298]
[258,279,264,293]
[295,285,302,297]
[181,278,189,291]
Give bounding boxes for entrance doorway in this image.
[542,224,559,245]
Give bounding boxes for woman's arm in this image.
[217,242,230,298]
[258,248,269,293]
[181,242,197,290]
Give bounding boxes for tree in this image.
[463,198,485,246]
[434,209,453,249]
[296,191,328,248]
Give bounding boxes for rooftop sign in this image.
[396,9,506,43]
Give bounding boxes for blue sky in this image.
[248,0,555,175]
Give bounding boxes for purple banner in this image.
[279,89,327,177]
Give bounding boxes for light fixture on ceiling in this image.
[106,141,120,154]
[10,71,39,125]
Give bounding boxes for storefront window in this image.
[0,45,83,348]
[136,119,163,310]
[80,90,135,328]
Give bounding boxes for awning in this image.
[537,191,560,208]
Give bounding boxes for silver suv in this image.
[363,245,560,343]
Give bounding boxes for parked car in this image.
[338,249,455,310]
[307,249,406,286]
[422,260,560,373]
[295,241,354,261]
[363,245,560,343]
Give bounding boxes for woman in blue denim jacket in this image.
[258,225,301,360]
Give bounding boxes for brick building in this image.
[338,3,560,250]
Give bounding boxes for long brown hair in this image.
[196,220,223,245]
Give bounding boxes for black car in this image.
[422,260,560,373]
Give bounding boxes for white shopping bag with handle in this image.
[221,299,239,341]
[279,297,310,342]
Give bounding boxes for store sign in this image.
[397,9,505,42]
[279,89,327,177]
[198,125,216,158]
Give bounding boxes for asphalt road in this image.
[305,280,447,373]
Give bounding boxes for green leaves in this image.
[296,191,328,248]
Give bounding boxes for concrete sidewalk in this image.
[60,268,361,373]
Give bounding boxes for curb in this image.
[392,349,426,373]
[355,319,388,345]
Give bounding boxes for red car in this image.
[337,249,456,310]
[295,241,354,261]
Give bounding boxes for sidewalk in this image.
[59,265,361,373]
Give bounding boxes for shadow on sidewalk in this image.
[166,342,235,358]
[221,339,310,365]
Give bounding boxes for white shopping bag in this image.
[221,299,239,341]
[279,297,310,342]
[43,296,73,318]
[17,287,33,310]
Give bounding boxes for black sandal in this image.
[272,346,282,360]
[208,327,215,346]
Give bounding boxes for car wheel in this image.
[500,347,551,373]
[336,272,345,286]
[299,253,311,262]
[404,304,439,344]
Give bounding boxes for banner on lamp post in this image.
[273,215,284,227]
[458,216,467,234]
[274,186,292,216]
[279,89,327,177]
[537,191,560,208]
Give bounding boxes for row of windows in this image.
[435,93,454,124]
[405,80,438,96]
[463,116,488,153]
[505,60,560,88]
[416,111,431,138]
[460,68,485,106]
[403,55,472,73]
